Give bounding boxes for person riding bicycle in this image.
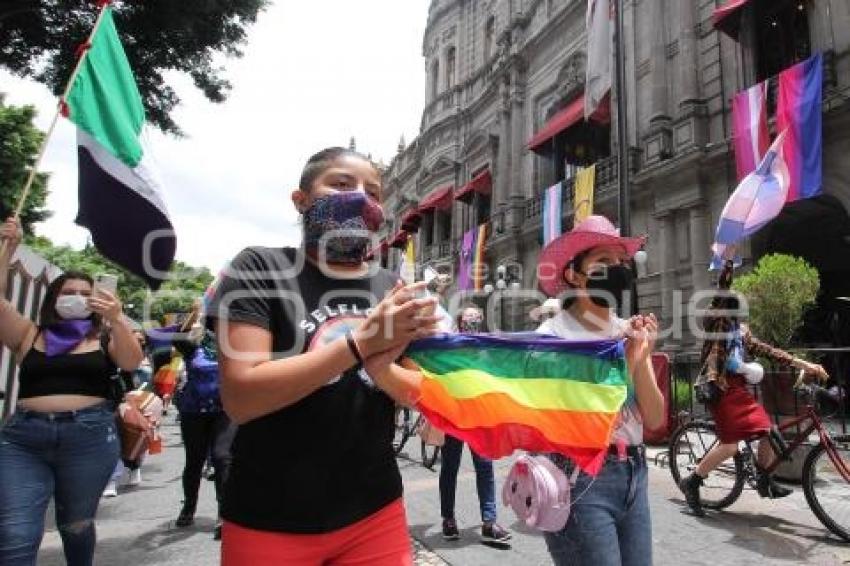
[679,265,828,517]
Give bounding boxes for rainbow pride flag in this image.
[406,333,629,475]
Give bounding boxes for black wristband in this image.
[345,330,364,365]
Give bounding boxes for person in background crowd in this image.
[172,299,235,541]
[536,215,664,566]
[530,298,562,324]
[104,329,152,497]
[0,217,143,566]
[438,306,512,545]
[208,147,440,565]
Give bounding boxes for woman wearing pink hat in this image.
[536,215,665,566]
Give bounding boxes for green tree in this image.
[0,96,50,232]
[732,254,820,350]
[25,235,213,322]
[1,0,267,135]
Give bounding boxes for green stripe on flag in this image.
[65,7,144,167]
[406,347,628,386]
[421,368,627,413]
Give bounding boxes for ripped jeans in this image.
[0,402,119,566]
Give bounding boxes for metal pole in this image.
[614,0,630,236]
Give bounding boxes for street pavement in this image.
[36,416,850,565]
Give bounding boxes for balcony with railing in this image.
[763,49,841,118]
[523,155,620,224]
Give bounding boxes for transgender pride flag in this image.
[711,131,790,268]
[542,182,563,246]
[732,82,769,181]
[777,53,823,202]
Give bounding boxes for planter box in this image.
[772,441,815,483]
[761,369,801,417]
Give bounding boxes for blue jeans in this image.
[439,434,497,523]
[0,402,119,566]
[544,451,652,566]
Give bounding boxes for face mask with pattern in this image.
[302,192,385,264]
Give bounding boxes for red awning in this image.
[712,0,750,38]
[388,231,409,249]
[455,170,492,203]
[526,94,611,152]
[419,185,454,212]
[401,209,422,232]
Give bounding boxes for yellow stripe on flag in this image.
[574,165,596,225]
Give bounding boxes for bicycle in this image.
[392,406,441,469]
[668,373,850,541]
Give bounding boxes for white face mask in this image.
[55,295,92,320]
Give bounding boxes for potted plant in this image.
[732,254,820,481]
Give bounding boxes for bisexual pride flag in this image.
[777,53,823,202]
[406,333,629,475]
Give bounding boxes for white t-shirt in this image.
[537,310,644,446]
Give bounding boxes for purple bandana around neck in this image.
[44,320,94,357]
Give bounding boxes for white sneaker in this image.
[102,481,118,498]
[127,468,142,486]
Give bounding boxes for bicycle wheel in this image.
[802,435,850,541]
[668,420,745,510]
[421,439,440,470]
[393,407,412,455]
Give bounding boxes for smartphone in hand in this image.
[94,273,119,296]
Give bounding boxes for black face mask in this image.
[581,264,634,311]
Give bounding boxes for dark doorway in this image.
[751,194,850,347]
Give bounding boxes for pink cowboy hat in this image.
[538,215,646,298]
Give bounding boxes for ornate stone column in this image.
[508,67,527,232]
[655,210,677,326]
[643,0,673,165]
[647,0,670,127]
[496,83,512,210]
[673,0,707,153]
[677,0,700,112]
[689,205,711,293]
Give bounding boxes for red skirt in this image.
[709,375,772,444]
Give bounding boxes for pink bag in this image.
[501,455,576,532]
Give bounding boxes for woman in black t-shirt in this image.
[208,148,438,565]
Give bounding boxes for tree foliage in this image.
[0,95,50,232]
[733,254,820,350]
[0,0,267,135]
[25,234,213,323]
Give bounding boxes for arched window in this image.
[484,16,495,62]
[446,47,456,90]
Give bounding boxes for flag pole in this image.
[613,0,630,237]
[9,1,112,222]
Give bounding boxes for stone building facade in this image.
[379,0,850,358]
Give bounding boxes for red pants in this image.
[221,498,413,566]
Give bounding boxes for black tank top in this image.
[17,343,115,400]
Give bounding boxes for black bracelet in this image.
[345,330,364,365]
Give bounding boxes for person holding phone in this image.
[0,217,143,565]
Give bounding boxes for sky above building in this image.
[1,0,430,271]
